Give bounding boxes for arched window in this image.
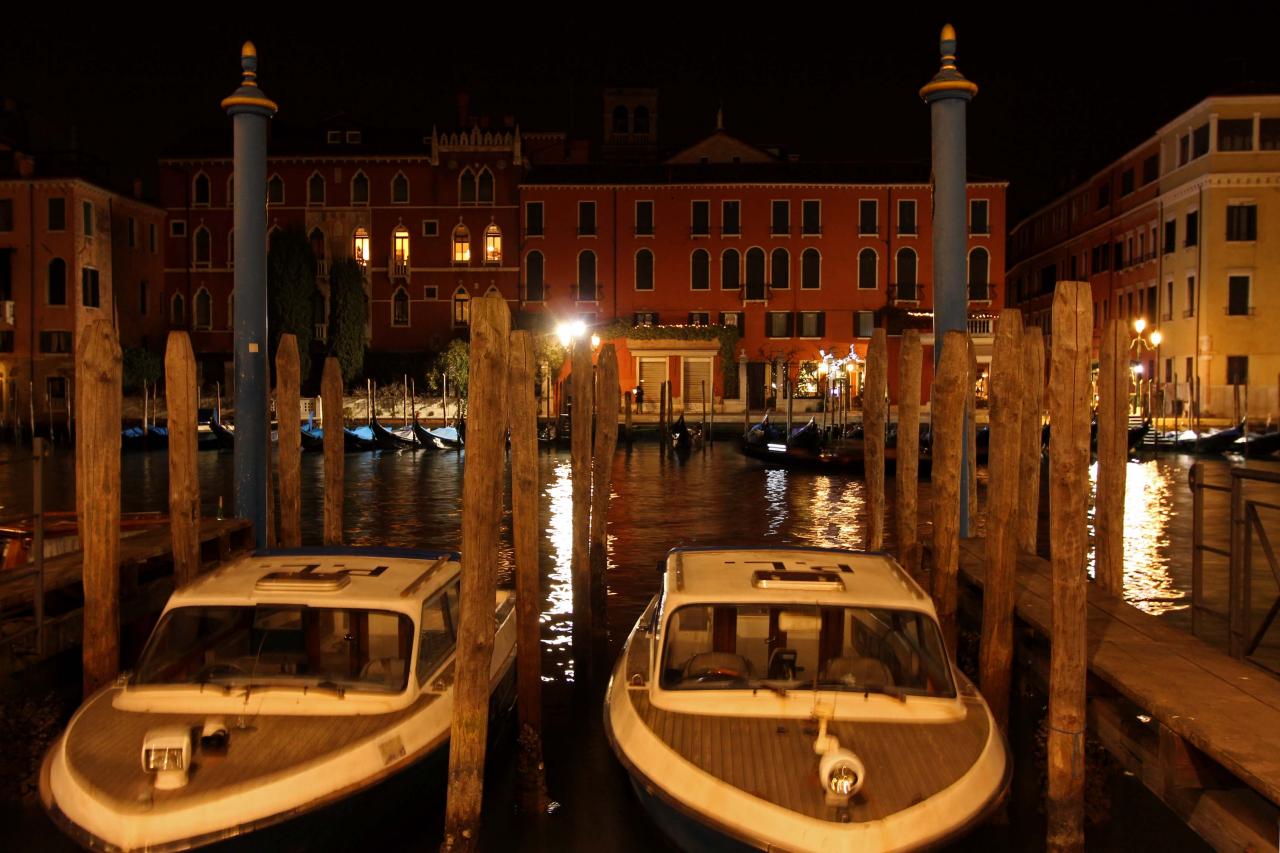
[968,247,990,300]
[525,251,545,301]
[227,229,234,269]
[577,251,597,301]
[484,223,502,263]
[690,249,710,290]
[801,248,821,290]
[745,247,766,299]
[308,173,325,205]
[354,227,370,267]
[633,105,650,135]
[896,248,918,300]
[194,288,212,330]
[392,286,410,326]
[771,247,789,289]
[459,168,476,204]
[193,173,210,206]
[391,172,409,204]
[171,292,185,326]
[267,174,284,205]
[612,105,630,134]
[477,168,494,204]
[351,171,369,205]
[47,258,67,305]
[392,227,410,275]
[309,227,326,263]
[452,223,471,263]
[721,249,740,290]
[858,248,878,290]
[453,286,471,325]
[193,226,211,268]
[635,249,654,291]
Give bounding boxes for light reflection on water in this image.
[542,460,576,683]
[1087,459,1183,615]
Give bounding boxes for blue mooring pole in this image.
[222,43,277,548]
[921,24,977,537]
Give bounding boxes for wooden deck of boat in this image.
[623,640,993,822]
[957,536,1280,848]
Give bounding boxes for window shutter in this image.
[785,313,794,337]
[817,312,826,337]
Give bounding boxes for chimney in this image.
[456,92,470,128]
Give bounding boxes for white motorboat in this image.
[605,546,1009,852]
[41,546,516,852]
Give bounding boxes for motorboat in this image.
[605,546,1009,852]
[41,546,516,851]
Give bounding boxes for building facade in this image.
[1007,94,1280,420]
[0,149,166,431]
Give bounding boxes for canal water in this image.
[5,441,1273,851]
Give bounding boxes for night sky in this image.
[4,7,1277,219]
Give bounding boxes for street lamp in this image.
[1130,319,1162,420]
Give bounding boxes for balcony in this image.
[576,284,599,302]
[743,281,767,302]
[314,323,328,342]
[316,259,328,278]
[892,283,920,304]
[801,225,822,236]
[392,261,409,280]
[968,283,991,302]
[966,317,993,336]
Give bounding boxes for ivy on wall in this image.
[599,320,741,387]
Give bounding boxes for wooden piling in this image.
[1096,318,1129,596]
[930,330,968,657]
[786,375,794,436]
[591,346,620,642]
[865,328,887,550]
[506,329,548,813]
[658,379,667,446]
[979,309,1024,733]
[1046,282,1093,852]
[443,296,510,852]
[275,334,301,548]
[701,379,708,446]
[321,357,344,546]
[624,390,632,446]
[76,320,121,696]
[896,330,922,576]
[1018,328,1046,554]
[966,336,978,528]
[570,338,595,660]
[165,332,200,587]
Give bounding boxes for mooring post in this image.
[77,320,121,697]
[507,329,548,813]
[1191,462,1205,638]
[966,337,978,527]
[658,380,668,447]
[591,346,620,651]
[276,334,301,548]
[1096,318,1128,596]
[165,332,200,587]
[897,330,923,576]
[1018,328,1046,554]
[321,357,344,546]
[861,330,886,549]
[701,378,708,447]
[624,390,633,448]
[570,338,595,667]
[32,436,47,655]
[443,296,510,852]
[1046,281,1093,852]
[786,374,794,437]
[931,330,968,657]
[980,309,1024,734]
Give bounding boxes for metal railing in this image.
[966,317,993,336]
[1190,462,1280,671]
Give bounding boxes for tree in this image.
[122,347,162,393]
[267,227,318,379]
[441,337,469,400]
[328,257,368,383]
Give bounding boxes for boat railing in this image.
[1189,462,1280,673]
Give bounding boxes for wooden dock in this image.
[0,518,254,673]
[958,537,1280,851]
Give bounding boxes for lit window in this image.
[393,228,410,271]
[453,287,471,325]
[354,228,370,266]
[484,223,502,263]
[452,224,471,263]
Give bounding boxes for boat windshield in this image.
[659,604,954,698]
[133,605,415,694]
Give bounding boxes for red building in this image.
[521,121,1006,412]
[159,116,525,387]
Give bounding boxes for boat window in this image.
[659,604,954,697]
[417,581,460,685]
[134,605,414,693]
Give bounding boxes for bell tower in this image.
[602,88,658,162]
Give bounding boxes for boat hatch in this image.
[751,570,845,591]
[254,571,351,592]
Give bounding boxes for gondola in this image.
[146,426,169,450]
[424,424,463,449]
[669,414,692,454]
[120,425,149,453]
[1226,430,1280,457]
[208,410,235,451]
[369,416,418,451]
[411,421,447,450]
[344,426,378,452]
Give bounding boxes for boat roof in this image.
[169,547,460,614]
[661,546,933,613]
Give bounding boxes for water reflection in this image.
[763,468,788,535]
[800,474,866,548]
[543,459,576,682]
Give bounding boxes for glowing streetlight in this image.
[1133,317,1146,334]
[590,334,601,349]
[1149,330,1162,347]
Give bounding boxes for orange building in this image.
[521,122,1006,413]
[0,146,165,433]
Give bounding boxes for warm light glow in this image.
[590,334,601,348]
[453,224,471,263]
[555,320,589,347]
[392,229,409,266]
[1149,330,1162,346]
[353,228,370,267]
[1133,317,1146,334]
[818,362,829,375]
[1134,363,1144,375]
[484,223,502,263]
[846,361,856,373]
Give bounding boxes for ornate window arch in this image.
[459,168,476,204]
[391,172,409,204]
[192,172,211,206]
[452,223,471,264]
[308,172,325,205]
[690,248,710,290]
[193,226,211,268]
[267,174,284,205]
[476,168,494,204]
[392,286,410,326]
[801,248,821,290]
[452,286,471,326]
[857,248,878,290]
[967,247,990,299]
[353,227,370,266]
[351,170,369,205]
[194,287,212,330]
[170,292,185,326]
[484,222,502,263]
[721,248,740,290]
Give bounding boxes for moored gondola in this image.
[369,416,418,451]
[669,414,692,454]
[411,420,447,450]
[344,426,378,452]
